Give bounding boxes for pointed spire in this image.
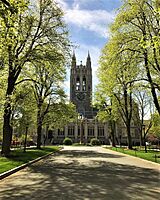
[86,51,91,68]
[72,50,76,59]
[87,50,90,59]
[71,50,76,68]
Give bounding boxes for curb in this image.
[104,147,160,166]
[0,147,63,180]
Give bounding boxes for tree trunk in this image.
[37,103,43,149]
[111,120,116,147]
[24,126,28,153]
[140,128,143,146]
[144,137,147,153]
[126,122,132,149]
[1,103,12,156]
[37,121,42,149]
[144,50,160,115]
[1,74,15,156]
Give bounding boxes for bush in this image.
[90,138,101,146]
[63,137,73,145]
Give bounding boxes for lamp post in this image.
[119,135,122,147]
[78,113,84,144]
[142,124,147,153]
[24,123,29,153]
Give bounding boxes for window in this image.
[82,76,86,91]
[88,126,94,136]
[58,129,64,136]
[98,127,104,137]
[76,77,80,91]
[68,126,75,136]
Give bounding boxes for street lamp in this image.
[119,135,122,147]
[24,123,29,153]
[78,113,84,144]
[142,124,147,153]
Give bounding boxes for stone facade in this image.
[51,52,140,145]
[70,51,93,118]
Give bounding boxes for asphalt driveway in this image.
[0,146,159,200]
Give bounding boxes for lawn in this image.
[106,146,160,164]
[0,146,60,174]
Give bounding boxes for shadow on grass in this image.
[0,149,159,200]
[0,147,59,174]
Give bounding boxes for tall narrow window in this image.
[82,76,86,91]
[76,77,80,91]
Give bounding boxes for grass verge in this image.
[0,146,60,174]
[106,147,160,164]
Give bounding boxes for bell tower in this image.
[70,51,92,118]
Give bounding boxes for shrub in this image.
[63,137,73,145]
[90,138,101,146]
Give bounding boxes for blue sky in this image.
[56,0,122,96]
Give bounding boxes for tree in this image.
[12,83,37,142]
[0,0,70,156]
[111,0,160,114]
[133,88,153,146]
[97,0,160,149]
[94,91,117,147]
[98,35,139,149]
[149,112,160,139]
[27,60,68,149]
[45,102,77,130]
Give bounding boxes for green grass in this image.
[0,146,60,174]
[106,147,160,164]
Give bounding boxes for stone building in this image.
[52,52,140,145]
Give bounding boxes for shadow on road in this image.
[58,149,125,159]
[0,149,159,200]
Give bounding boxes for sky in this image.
[56,0,122,97]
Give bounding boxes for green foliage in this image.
[97,0,160,149]
[90,138,101,146]
[110,0,160,114]
[0,0,72,154]
[63,137,73,145]
[149,112,160,137]
[45,102,77,129]
[0,146,60,174]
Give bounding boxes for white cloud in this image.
[56,0,69,10]
[56,0,107,95]
[66,9,114,38]
[56,0,115,38]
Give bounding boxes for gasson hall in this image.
[50,52,140,145]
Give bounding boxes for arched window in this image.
[76,76,80,91]
[82,76,86,91]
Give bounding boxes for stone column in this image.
[94,120,98,139]
[65,125,68,138]
[84,120,88,143]
[75,124,78,142]
[104,122,108,139]
[53,129,58,144]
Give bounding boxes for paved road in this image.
[0,146,159,200]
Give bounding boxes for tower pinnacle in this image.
[71,50,76,68]
[86,51,91,68]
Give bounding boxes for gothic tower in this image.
[70,51,92,118]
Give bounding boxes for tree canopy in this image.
[0,0,72,156]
